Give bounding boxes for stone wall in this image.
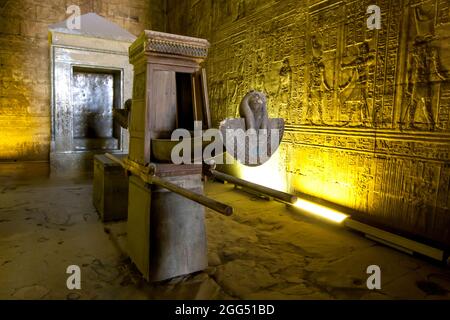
[167,0,450,245]
[0,0,165,161]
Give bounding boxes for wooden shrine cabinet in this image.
[126,30,211,282]
[128,30,211,166]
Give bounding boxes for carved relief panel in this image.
[168,0,450,245]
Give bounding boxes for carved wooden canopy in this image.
[129,30,210,63]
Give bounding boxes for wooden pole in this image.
[105,153,233,216]
[209,169,298,204]
[149,175,233,216]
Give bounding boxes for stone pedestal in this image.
[125,31,211,281]
[127,165,207,282]
[93,154,129,222]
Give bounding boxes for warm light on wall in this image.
[237,149,287,192]
[235,146,349,224]
[0,118,49,160]
[293,199,349,224]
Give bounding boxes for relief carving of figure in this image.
[307,56,331,125]
[404,36,447,130]
[306,35,332,125]
[277,58,292,119]
[340,42,375,126]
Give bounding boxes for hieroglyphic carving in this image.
[438,83,450,130]
[436,0,450,25]
[168,0,450,244]
[285,128,449,236]
[372,157,440,230]
[284,128,450,161]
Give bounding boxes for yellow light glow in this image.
[237,149,287,192]
[293,199,349,223]
[236,147,349,224]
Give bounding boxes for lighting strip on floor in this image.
[292,198,349,224]
[290,198,445,262]
[212,173,447,264]
[344,219,445,262]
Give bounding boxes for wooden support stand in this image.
[127,164,207,282]
[122,31,222,282]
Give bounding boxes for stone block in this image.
[93,154,129,222]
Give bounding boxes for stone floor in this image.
[0,163,449,300]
